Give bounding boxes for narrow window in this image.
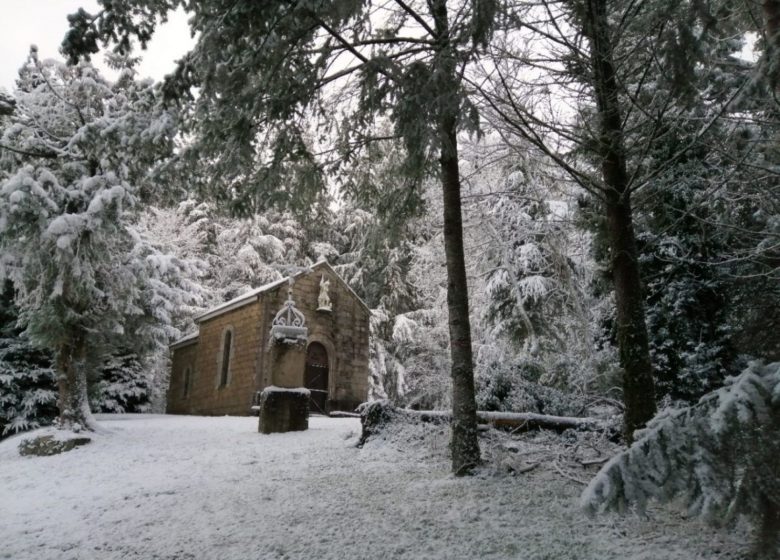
[182,367,192,398]
[220,330,232,387]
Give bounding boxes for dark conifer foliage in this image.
[0,282,57,439]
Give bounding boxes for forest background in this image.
[0,0,778,552]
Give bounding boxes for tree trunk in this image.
[605,195,656,441]
[432,0,481,475]
[755,495,780,559]
[765,0,780,89]
[582,0,656,442]
[56,333,95,431]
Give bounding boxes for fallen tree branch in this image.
[578,457,610,467]
[552,459,589,486]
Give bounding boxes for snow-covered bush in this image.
[0,336,57,438]
[90,353,152,413]
[581,361,780,558]
[0,286,57,439]
[476,371,583,417]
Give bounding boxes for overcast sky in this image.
[0,0,193,92]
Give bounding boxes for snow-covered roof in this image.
[194,277,289,323]
[169,331,199,349]
[194,260,369,324]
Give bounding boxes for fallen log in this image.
[402,409,613,434]
[357,401,619,446]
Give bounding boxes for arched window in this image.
[219,328,233,387]
[182,367,192,398]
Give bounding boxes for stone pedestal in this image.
[258,387,310,434]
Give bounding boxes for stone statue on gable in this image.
[318,275,332,311]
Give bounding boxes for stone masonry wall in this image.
[261,264,370,412]
[167,341,198,414]
[181,301,263,416]
[168,263,370,416]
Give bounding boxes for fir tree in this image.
[90,352,152,413]
[0,52,196,431]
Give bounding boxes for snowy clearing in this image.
[1,414,748,560]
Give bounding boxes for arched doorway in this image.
[304,342,329,414]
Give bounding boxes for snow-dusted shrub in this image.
[475,345,586,416]
[475,366,583,417]
[357,400,396,446]
[357,400,449,454]
[581,361,780,558]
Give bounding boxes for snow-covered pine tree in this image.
[138,200,312,309]
[581,361,780,558]
[332,205,438,405]
[0,51,197,431]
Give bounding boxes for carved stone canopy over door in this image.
[304,342,329,414]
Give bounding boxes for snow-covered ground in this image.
[1,414,748,560]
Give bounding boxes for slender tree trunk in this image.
[755,495,780,559]
[432,0,481,475]
[766,0,780,89]
[56,333,95,431]
[582,0,656,442]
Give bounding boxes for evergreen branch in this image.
[349,37,435,46]
[0,143,59,159]
[629,75,752,194]
[32,54,88,129]
[539,0,586,60]
[304,13,400,85]
[392,0,436,38]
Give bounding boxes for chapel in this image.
[167,261,370,416]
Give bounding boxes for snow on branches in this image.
[582,361,780,557]
[0,51,197,430]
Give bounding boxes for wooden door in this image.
[304,342,329,414]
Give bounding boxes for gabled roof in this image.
[170,330,199,349]
[193,276,289,323]
[193,260,369,324]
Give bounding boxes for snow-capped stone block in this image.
[258,386,310,434]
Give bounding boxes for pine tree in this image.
[90,352,152,413]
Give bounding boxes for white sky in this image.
[0,0,193,92]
